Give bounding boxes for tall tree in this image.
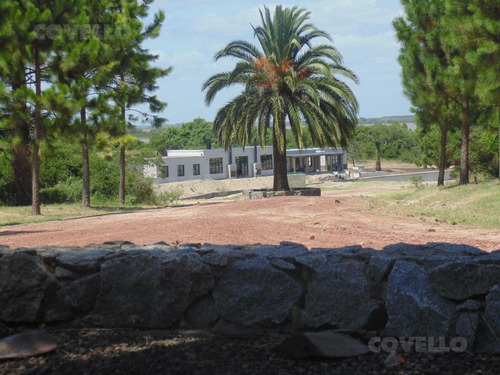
[0,1,81,214]
[203,5,358,190]
[394,0,461,186]
[56,0,119,207]
[0,2,32,205]
[106,0,171,204]
[443,0,499,179]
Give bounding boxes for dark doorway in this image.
[235,156,249,177]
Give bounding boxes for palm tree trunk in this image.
[438,125,447,186]
[459,97,470,185]
[272,127,290,191]
[32,46,42,215]
[81,107,91,207]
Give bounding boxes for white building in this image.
[144,146,347,183]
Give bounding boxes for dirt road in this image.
[1,195,498,251]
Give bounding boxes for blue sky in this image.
[143,0,411,124]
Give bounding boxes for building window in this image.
[159,165,168,178]
[209,158,223,174]
[260,155,273,170]
[177,165,185,177]
[193,164,200,176]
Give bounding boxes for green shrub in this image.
[156,189,182,205]
[40,186,68,204]
[58,176,83,202]
[409,175,424,188]
[126,169,156,204]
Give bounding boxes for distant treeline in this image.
[358,115,415,125]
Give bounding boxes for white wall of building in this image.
[146,146,274,183]
[145,146,347,184]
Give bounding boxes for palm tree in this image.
[203,5,358,191]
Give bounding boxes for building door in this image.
[235,156,248,177]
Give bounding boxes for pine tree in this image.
[394,0,458,185]
[56,0,118,207]
[444,0,499,178]
[105,0,171,204]
[0,0,32,205]
[0,1,82,214]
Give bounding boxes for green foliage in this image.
[150,118,218,153]
[0,153,16,206]
[348,122,421,164]
[1,139,158,206]
[394,0,499,184]
[408,175,424,188]
[125,170,156,205]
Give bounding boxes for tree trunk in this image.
[12,141,32,206]
[498,105,499,180]
[119,75,126,205]
[32,46,42,215]
[119,145,126,204]
[438,125,448,186]
[375,142,382,171]
[459,97,470,185]
[11,74,31,205]
[272,126,290,191]
[81,107,91,207]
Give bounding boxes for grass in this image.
[0,203,151,227]
[366,179,500,228]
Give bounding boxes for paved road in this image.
[360,170,452,182]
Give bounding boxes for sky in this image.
[143,0,411,125]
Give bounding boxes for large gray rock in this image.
[382,243,485,262]
[213,257,302,326]
[185,295,219,329]
[300,257,381,329]
[455,312,479,349]
[0,253,53,323]
[249,242,308,259]
[43,274,101,322]
[430,263,500,300]
[94,252,213,327]
[386,260,456,337]
[56,250,111,272]
[483,284,500,353]
[424,242,487,256]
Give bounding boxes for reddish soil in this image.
[1,196,499,251]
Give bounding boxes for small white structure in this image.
[144,146,347,184]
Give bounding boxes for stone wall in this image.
[1,242,499,352]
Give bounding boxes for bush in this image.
[0,154,16,206]
[90,155,119,198]
[409,175,424,188]
[40,186,68,204]
[126,169,156,205]
[58,176,83,203]
[156,189,182,206]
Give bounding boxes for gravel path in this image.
[0,195,499,251]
